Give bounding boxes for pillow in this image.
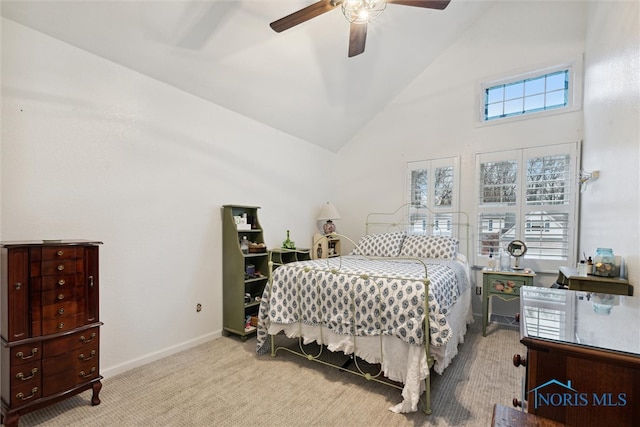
[399,235,458,259]
[350,232,406,257]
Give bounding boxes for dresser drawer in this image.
[41,300,81,320]
[43,327,100,357]
[41,313,84,335]
[487,275,529,296]
[42,364,99,397]
[7,382,42,408]
[40,274,80,291]
[8,342,43,365]
[40,259,79,276]
[10,361,42,390]
[40,286,83,306]
[43,345,99,376]
[41,247,81,261]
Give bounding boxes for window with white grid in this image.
[406,157,459,236]
[485,70,569,121]
[476,143,579,271]
[478,59,582,126]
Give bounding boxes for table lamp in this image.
[317,202,341,234]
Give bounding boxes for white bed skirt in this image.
[267,286,473,412]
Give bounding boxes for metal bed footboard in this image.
[266,234,435,414]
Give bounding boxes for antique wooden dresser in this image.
[1,240,103,427]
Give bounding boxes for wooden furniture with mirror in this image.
[1,240,103,427]
[514,286,639,426]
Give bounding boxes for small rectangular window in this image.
[484,70,569,121]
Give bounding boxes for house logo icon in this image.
[529,379,579,409]
[528,379,628,409]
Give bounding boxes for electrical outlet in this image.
[475,286,482,295]
[196,303,202,312]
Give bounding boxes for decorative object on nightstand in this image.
[1,240,103,427]
[592,247,615,277]
[222,205,268,340]
[282,230,295,249]
[311,233,341,259]
[482,268,536,336]
[317,202,340,235]
[507,240,527,270]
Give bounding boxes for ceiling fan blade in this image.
[386,0,451,10]
[348,23,367,58]
[270,0,341,33]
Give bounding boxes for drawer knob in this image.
[57,264,65,271]
[58,308,65,315]
[80,332,97,343]
[79,350,97,361]
[58,279,66,286]
[16,348,38,360]
[513,398,522,408]
[57,250,64,256]
[16,387,38,401]
[16,368,38,381]
[58,322,65,329]
[57,294,65,300]
[513,354,527,367]
[15,282,22,290]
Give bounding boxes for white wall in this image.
[0,18,335,376]
[582,1,640,288]
[336,1,589,315]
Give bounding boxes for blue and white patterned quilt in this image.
[256,256,469,355]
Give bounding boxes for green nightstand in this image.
[269,248,310,266]
[482,268,535,336]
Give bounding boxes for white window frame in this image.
[406,156,460,236]
[476,57,583,127]
[475,142,580,273]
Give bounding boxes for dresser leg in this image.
[2,411,20,427]
[91,380,103,406]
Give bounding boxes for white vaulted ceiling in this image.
[1,0,491,152]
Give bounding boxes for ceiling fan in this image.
[269,0,451,57]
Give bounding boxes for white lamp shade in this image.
[317,202,341,221]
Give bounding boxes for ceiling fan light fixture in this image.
[341,0,387,24]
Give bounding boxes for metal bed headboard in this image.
[365,203,473,264]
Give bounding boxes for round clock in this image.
[507,240,527,270]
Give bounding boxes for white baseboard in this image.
[101,330,221,379]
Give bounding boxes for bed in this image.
[255,207,473,414]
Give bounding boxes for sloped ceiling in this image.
[1,0,490,152]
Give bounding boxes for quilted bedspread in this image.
[256,255,468,355]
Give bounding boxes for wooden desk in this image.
[558,266,633,296]
[492,404,564,427]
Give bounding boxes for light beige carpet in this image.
[15,319,523,427]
